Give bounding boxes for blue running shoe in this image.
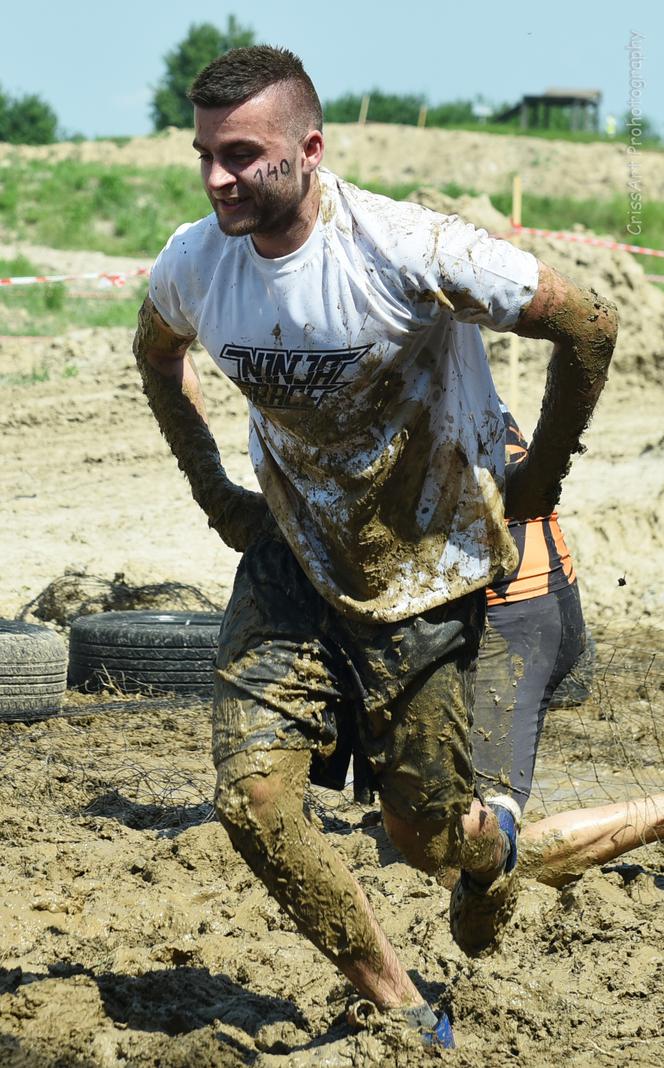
[348,999,456,1049]
[449,796,520,958]
[423,1010,456,1049]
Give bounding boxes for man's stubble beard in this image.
[213,172,303,239]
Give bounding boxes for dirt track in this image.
[1,129,664,1066]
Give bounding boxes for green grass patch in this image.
[0,255,140,335]
[0,158,209,257]
[3,156,663,267]
[1,159,663,340]
[489,192,664,276]
[0,363,51,386]
[0,286,140,336]
[0,350,80,384]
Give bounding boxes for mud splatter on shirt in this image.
[150,170,539,621]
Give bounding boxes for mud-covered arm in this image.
[505,262,618,520]
[133,296,269,552]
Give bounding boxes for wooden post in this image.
[417,104,428,128]
[511,173,522,236]
[508,174,522,412]
[358,94,370,126]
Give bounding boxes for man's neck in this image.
[252,174,321,259]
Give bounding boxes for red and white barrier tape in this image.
[0,267,150,287]
[2,225,664,289]
[508,222,664,259]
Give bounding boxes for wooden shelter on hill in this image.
[495,88,602,132]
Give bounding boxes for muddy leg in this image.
[383,798,508,883]
[214,747,423,1009]
[520,793,664,887]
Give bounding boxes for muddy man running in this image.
[133,44,618,1049]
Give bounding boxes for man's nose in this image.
[207,159,235,191]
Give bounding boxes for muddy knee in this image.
[214,748,309,846]
[382,805,462,874]
[459,800,513,877]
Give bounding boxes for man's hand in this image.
[207,484,271,553]
[510,262,618,518]
[504,455,562,522]
[133,297,271,552]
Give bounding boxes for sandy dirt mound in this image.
[409,186,664,383]
[2,310,662,633]
[3,124,663,200]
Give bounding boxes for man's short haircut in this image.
[188,46,323,135]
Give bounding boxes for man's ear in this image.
[301,130,324,174]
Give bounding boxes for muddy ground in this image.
[1,131,664,1065]
[0,672,662,1068]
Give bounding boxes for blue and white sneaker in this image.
[349,1000,456,1049]
[449,795,521,958]
[422,1010,456,1049]
[395,1002,456,1049]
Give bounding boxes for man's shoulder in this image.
[319,169,472,301]
[159,213,222,262]
[151,213,228,299]
[321,168,448,231]
[320,168,471,276]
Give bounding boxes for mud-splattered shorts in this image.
[212,525,484,824]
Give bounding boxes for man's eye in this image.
[197,153,212,162]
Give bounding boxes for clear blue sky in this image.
[3,0,662,139]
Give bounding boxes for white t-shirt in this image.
[149,168,539,622]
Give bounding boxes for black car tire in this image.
[0,620,67,721]
[68,611,225,696]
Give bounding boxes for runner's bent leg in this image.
[212,529,431,1010]
[215,744,423,1008]
[370,646,507,882]
[519,793,664,887]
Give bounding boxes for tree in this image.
[324,90,426,126]
[151,17,255,131]
[323,91,492,128]
[0,88,8,137]
[620,111,661,143]
[427,99,477,127]
[0,85,58,144]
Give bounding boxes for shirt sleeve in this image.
[425,214,539,332]
[148,228,198,338]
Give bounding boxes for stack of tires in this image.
[67,611,225,697]
[3,609,592,717]
[0,621,67,721]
